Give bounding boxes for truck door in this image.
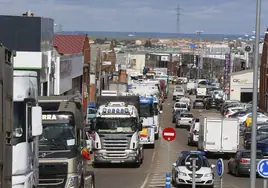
[204,119,222,152]
[221,119,239,152]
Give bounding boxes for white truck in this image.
[13,70,43,187]
[198,117,239,157]
[196,87,207,97]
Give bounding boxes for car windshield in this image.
[242,152,263,159]
[181,114,193,118]
[175,103,187,108]
[178,155,210,167]
[140,103,154,117]
[95,117,136,133]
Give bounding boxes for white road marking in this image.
[140,150,156,188]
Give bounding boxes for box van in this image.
[198,117,239,156]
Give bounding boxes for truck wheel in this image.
[155,133,159,140]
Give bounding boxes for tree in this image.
[144,39,152,48]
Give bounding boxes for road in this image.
[92,89,264,188]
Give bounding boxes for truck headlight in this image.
[67,175,78,187]
[129,153,137,157]
[204,173,213,177]
[178,171,187,176]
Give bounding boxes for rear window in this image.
[175,103,187,108]
[176,89,183,92]
[181,114,193,118]
[242,152,263,159]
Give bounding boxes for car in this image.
[220,100,240,115]
[225,106,247,118]
[176,112,194,129]
[204,96,219,110]
[172,109,187,123]
[244,126,268,149]
[173,88,185,100]
[173,102,188,112]
[227,150,263,176]
[245,113,268,128]
[188,118,200,146]
[193,99,205,109]
[171,151,215,188]
[179,97,191,110]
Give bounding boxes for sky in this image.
[0,0,268,34]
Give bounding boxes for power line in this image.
[176,4,183,34]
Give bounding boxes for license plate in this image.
[111,161,121,163]
[190,178,201,182]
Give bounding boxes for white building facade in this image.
[229,69,259,102]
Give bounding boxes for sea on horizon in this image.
[58,31,264,40]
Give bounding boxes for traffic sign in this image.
[162,127,176,142]
[185,154,202,171]
[216,158,224,177]
[257,159,268,178]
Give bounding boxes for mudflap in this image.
[83,171,95,188]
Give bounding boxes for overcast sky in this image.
[0,0,268,34]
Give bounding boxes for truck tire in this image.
[155,133,159,140]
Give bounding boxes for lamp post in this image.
[196,30,204,79]
[250,0,261,188]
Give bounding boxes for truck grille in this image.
[100,135,131,159]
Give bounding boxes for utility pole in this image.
[196,30,204,79]
[176,4,183,34]
[250,0,261,187]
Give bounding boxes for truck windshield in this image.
[95,118,136,133]
[39,123,75,149]
[140,103,154,117]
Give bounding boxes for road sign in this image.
[216,158,224,177]
[189,43,196,49]
[257,159,268,178]
[185,154,202,171]
[162,127,176,142]
[245,46,251,52]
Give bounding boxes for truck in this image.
[13,69,43,187]
[38,95,95,188]
[139,96,155,148]
[0,45,13,188]
[94,96,143,167]
[196,87,207,97]
[198,117,239,157]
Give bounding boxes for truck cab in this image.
[12,70,43,188]
[93,96,143,167]
[38,96,95,188]
[139,96,155,148]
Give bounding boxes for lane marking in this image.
[140,150,156,188]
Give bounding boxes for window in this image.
[242,152,263,159]
[178,156,210,167]
[181,114,193,118]
[140,103,154,117]
[95,118,137,133]
[175,103,187,108]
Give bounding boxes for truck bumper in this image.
[93,150,139,164]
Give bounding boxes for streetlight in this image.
[196,30,204,79]
[250,0,261,188]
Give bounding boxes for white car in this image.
[225,106,246,117]
[172,151,215,188]
[173,88,185,100]
[179,97,191,107]
[176,112,194,129]
[173,102,188,112]
[188,118,200,146]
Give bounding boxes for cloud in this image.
[0,0,267,34]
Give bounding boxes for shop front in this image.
[230,69,259,102]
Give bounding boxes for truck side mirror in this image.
[31,106,43,136]
[138,123,143,131]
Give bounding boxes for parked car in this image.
[220,100,240,115]
[188,118,200,146]
[176,112,194,129]
[227,150,263,176]
[225,106,247,118]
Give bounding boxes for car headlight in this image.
[178,171,187,176]
[67,175,78,187]
[204,173,213,177]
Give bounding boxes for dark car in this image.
[228,150,263,176]
[220,100,240,115]
[204,96,221,110]
[244,127,268,149]
[193,99,204,109]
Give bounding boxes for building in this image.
[229,69,259,102]
[53,34,90,111]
